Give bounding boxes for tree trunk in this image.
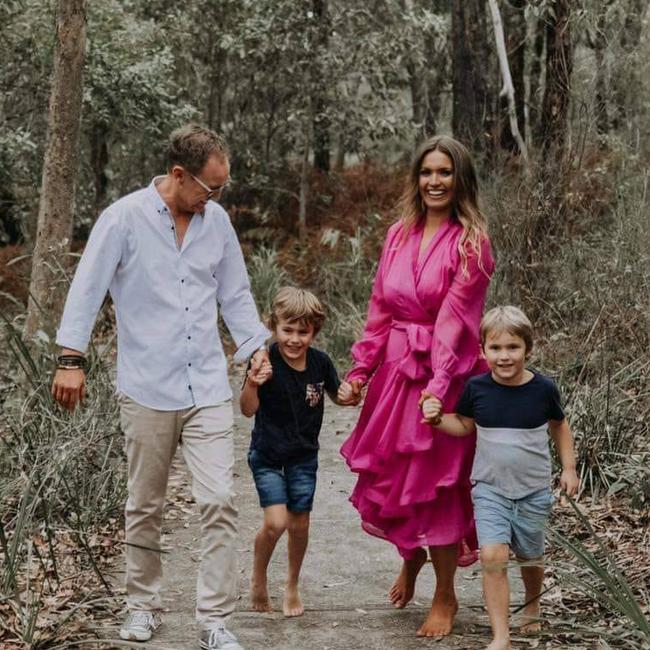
[611,0,645,131]
[312,0,330,173]
[298,133,310,238]
[498,0,526,153]
[539,0,572,160]
[451,0,494,158]
[488,0,527,161]
[529,13,546,147]
[90,122,109,221]
[24,0,87,340]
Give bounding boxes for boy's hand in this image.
[560,467,580,497]
[337,380,361,405]
[247,360,272,386]
[420,394,442,423]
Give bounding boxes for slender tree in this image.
[451,0,494,157]
[498,0,527,152]
[539,0,573,159]
[25,0,87,340]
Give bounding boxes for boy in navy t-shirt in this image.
[240,287,358,618]
[421,306,579,650]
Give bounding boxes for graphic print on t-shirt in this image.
[305,382,324,407]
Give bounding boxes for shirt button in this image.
[181,279,185,283]
[185,307,189,311]
[188,362,192,367]
[188,385,192,391]
[187,335,191,340]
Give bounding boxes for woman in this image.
[341,136,494,637]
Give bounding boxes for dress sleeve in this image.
[347,223,400,384]
[425,236,494,402]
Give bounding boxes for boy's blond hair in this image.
[268,286,325,335]
[480,305,534,353]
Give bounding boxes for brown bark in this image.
[611,0,645,130]
[90,122,109,220]
[24,0,87,340]
[539,0,573,159]
[529,12,546,146]
[451,0,495,157]
[312,0,330,173]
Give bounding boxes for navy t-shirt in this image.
[456,370,565,498]
[250,343,340,464]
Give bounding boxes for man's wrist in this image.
[56,354,88,371]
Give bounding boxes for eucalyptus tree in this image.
[25,0,87,340]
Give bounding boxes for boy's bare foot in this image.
[250,581,273,613]
[520,601,541,634]
[486,639,511,650]
[416,594,458,637]
[282,583,304,617]
[388,547,428,608]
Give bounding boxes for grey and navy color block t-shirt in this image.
[456,371,565,499]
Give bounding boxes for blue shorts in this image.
[247,449,318,512]
[471,482,554,559]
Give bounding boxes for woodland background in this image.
[0,1,648,648]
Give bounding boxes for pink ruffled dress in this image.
[341,218,494,560]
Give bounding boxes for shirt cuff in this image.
[346,368,369,384]
[55,328,90,355]
[232,326,271,363]
[425,370,452,404]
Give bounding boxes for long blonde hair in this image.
[397,135,489,274]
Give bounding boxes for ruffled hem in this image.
[341,357,479,557]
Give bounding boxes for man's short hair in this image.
[269,287,326,335]
[166,124,229,174]
[480,305,534,353]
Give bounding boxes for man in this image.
[52,124,269,650]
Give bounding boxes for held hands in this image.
[419,392,442,425]
[337,380,363,406]
[247,360,272,386]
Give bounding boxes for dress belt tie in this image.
[391,320,434,381]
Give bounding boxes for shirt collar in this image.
[147,175,207,219]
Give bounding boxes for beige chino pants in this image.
[119,395,237,627]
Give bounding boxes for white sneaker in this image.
[119,610,160,641]
[200,625,243,650]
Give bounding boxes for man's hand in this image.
[247,360,272,386]
[560,467,580,497]
[250,347,271,376]
[52,368,86,412]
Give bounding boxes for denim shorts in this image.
[471,481,554,559]
[247,449,318,512]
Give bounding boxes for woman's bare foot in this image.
[416,594,458,637]
[520,601,541,634]
[282,583,304,617]
[388,547,428,608]
[486,639,511,650]
[250,580,273,613]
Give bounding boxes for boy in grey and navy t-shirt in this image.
[421,306,579,650]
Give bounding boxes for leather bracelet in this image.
[57,355,88,370]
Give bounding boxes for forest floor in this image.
[95,368,572,650]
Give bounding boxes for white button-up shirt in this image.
[56,178,269,410]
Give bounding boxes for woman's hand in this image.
[419,391,442,424]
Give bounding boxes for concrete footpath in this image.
[108,372,502,650]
